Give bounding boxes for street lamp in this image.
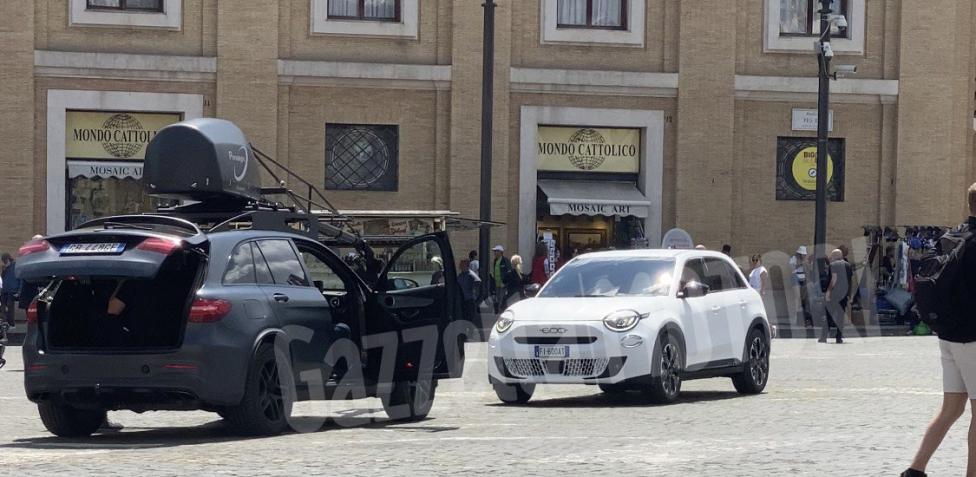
[813,1,854,263]
[479,1,496,300]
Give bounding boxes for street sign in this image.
[661,228,693,249]
[792,109,833,132]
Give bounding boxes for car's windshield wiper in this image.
[102,222,153,231]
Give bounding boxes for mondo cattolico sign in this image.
[537,126,640,173]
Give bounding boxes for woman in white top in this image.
[748,254,770,294]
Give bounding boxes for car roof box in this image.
[143,118,262,203]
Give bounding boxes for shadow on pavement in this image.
[490,390,744,409]
[2,416,459,450]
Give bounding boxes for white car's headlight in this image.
[495,310,515,333]
[603,310,645,332]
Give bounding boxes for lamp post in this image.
[478,1,496,300]
[813,0,832,263]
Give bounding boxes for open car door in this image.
[365,231,465,384]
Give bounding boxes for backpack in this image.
[914,229,973,334]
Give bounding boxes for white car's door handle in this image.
[711,306,722,312]
[739,301,747,309]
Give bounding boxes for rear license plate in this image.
[534,345,569,359]
[60,243,125,255]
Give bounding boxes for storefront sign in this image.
[549,202,649,219]
[66,111,182,160]
[537,126,640,173]
[776,137,845,201]
[792,109,833,132]
[67,160,143,180]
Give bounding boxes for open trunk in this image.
[41,248,204,351]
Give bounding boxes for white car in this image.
[487,249,771,404]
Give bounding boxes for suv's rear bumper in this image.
[23,339,249,410]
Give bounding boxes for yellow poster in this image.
[65,111,182,160]
[790,146,834,191]
[537,126,640,173]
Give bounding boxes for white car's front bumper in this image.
[487,320,655,385]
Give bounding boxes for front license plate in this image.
[534,345,569,359]
[60,243,125,255]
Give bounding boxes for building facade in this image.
[1,0,975,268]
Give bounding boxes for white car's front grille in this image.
[503,358,546,377]
[503,358,610,378]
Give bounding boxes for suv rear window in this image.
[223,241,257,285]
[256,239,309,287]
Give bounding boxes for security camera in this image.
[821,42,835,59]
[832,14,849,29]
[832,64,858,79]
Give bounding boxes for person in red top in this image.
[530,242,549,285]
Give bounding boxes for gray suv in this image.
[17,211,465,437]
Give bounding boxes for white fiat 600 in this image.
[487,250,771,404]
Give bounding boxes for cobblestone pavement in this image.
[0,337,964,476]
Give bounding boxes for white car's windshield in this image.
[538,257,675,298]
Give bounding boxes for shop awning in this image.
[538,180,651,218]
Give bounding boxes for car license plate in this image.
[534,345,569,359]
[60,243,125,255]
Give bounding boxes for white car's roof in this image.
[569,249,730,261]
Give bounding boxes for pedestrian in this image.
[790,246,813,327]
[530,242,549,286]
[17,236,42,313]
[490,245,514,313]
[468,250,479,274]
[903,183,976,477]
[721,244,733,257]
[509,254,526,303]
[456,259,480,325]
[748,254,769,294]
[0,253,20,330]
[430,256,445,285]
[820,248,852,344]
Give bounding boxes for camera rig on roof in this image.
[139,117,499,255]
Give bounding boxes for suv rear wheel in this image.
[382,379,436,422]
[37,402,106,438]
[225,344,291,436]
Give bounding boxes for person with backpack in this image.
[902,183,976,477]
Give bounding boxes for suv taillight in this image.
[18,239,51,257]
[136,237,181,255]
[188,298,232,323]
[26,299,38,324]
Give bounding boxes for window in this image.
[779,0,848,37]
[325,124,399,191]
[328,0,400,22]
[540,257,674,298]
[87,0,163,11]
[764,0,864,54]
[541,0,644,47]
[681,259,706,287]
[703,258,746,292]
[224,242,257,285]
[557,0,626,30]
[256,240,310,287]
[384,240,448,290]
[298,249,348,291]
[252,243,275,285]
[70,0,181,30]
[311,0,418,38]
